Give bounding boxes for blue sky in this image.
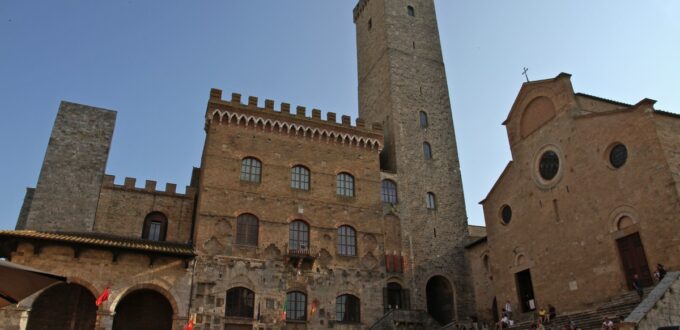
[0,1,678,230]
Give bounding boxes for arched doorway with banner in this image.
[112,289,174,330]
[426,275,454,325]
[26,282,97,330]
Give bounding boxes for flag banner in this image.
[95,287,110,307]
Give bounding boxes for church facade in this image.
[467,73,680,322]
[0,1,474,329]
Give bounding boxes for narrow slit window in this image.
[426,192,437,210]
[419,111,428,128]
[423,142,432,160]
[407,6,415,17]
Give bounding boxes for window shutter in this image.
[401,289,411,310]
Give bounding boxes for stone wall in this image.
[354,0,474,320]
[93,175,195,243]
[623,272,680,330]
[466,240,496,324]
[191,97,387,328]
[24,101,116,232]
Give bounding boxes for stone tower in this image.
[354,0,474,323]
[20,101,116,232]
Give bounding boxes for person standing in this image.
[632,274,644,301]
[504,300,512,319]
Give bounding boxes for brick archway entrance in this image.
[112,289,173,330]
[426,276,453,325]
[26,283,96,330]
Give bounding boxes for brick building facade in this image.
[0,1,474,329]
[467,73,680,323]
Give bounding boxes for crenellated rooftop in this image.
[206,88,383,151]
[101,175,196,198]
[353,0,371,22]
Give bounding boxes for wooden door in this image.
[617,232,653,288]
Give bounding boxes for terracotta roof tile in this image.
[0,230,194,256]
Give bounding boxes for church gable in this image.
[504,73,577,147]
[519,96,556,138]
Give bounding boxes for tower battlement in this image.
[101,175,196,198]
[206,88,383,150]
[353,0,371,22]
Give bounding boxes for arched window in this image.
[240,157,262,183]
[226,287,255,318]
[423,142,432,160]
[426,192,437,210]
[286,291,307,321]
[142,212,167,241]
[337,226,357,256]
[291,165,310,191]
[336,294,361,323]
[419,111,428,128]
[381,179,398,204]
[336,172,355,197]
[289,220,310,251]
[236,214,258,246]
[407,5,415,17]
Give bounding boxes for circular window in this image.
[609,144,628,168]
[500,205,512,225]
[539,151,560,180]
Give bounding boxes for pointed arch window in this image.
[426,192,437,210]
[240,157,262,183]
[423,142,432,160]
[336,294,361,323]
[336,172,355,197]
[142,212,167,241]
[236,214,259,246]
[381,180,398,204]
[419,111,428,128]
[291,165,310,191]
[286,291,307,321]
[225,287,255,318]
[337,226,357,256]
[407,5,415,17]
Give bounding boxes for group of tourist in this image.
[497,301,559,329]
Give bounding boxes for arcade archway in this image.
[426,276,454,325]
[112,289,173,330]
[26,283,97,330]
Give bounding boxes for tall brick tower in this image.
[353,0,473,323]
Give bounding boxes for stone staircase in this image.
[369,310,442,330]
[509,288,652,330]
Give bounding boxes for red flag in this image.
[95,287,110,307]
[184,315,195,330]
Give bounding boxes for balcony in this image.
[285,244,317,270]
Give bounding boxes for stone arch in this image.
[515,253,529,267]
[112,288,174,330]
[26,282,97,330]
[608,205,639,233]
[109,283,179,316]
[229,274,256,291]
[519,96,556,138]
[426,275,455,325]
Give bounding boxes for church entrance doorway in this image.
[515,269,535,313]
[426,276,453,325]
[26,283,96,330]
[617,232,653,289]
[112,289,173,330]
